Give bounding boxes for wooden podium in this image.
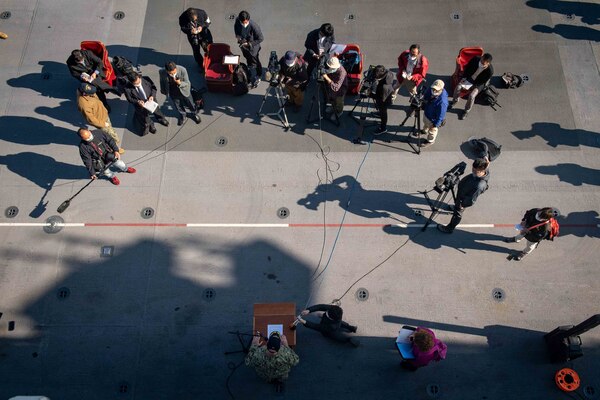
[253,302,297,347]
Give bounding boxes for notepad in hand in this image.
[143,100,158,113]
[396,327,416,359]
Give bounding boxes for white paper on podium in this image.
[267,324,283,337]
[143,100,158,113]
[329,44,346,54]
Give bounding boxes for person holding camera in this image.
[304,23,335,80]
[67,49,116,112]
[77,128,135,186]
[297,304,360,347]
[322,57,348,121]
[278,51,309,112]
[370,65,397,135]
[159,61,201,126]
[178,8,213,68]
[413,79,448,146]
[234,10,263,89]
[396,44,429,96]
[450,53,494,120]
[245,331,299,391]
[437,158,490,234]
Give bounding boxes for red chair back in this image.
[452,46,484,96]
[80,40,116,86]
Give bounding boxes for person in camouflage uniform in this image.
[245,331,299,384]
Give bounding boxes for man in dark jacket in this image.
[370,65,396,135]
[159,62,201,125]
[304,23,335,79]
[178,7,213,67]
[77,128,135,186]
[504,207,557,260]
[298,304,359,347]
[437,158,490,233]
[413,79,448,146]
[123,73,169,136]
[67,49,115,112]
[278,51,308,112]
[234,10,263,88]
[451,53,494,120]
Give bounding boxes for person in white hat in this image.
[412,79,448,146]
[322,56,348,121]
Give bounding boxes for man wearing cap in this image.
[123,73,169,136]
[370,65,397,136]
[278,51,309,112]
[77,83,124,154]
[178,7,213,67]
[67,49,115,112]
[245,331,299,390]
[450,53,494,120]
[322,56,348,121]
[413,79,448,146]
[77,128,136,186]
[396,44,429,96]
[159,61,201,126]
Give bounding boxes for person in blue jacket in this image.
[420,79,448,146]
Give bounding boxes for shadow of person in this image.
[532,24,600,42]
[6,61,78,100]
[35,100,84,127]
[298,175,432,222]
[512,122,599,148]
[526,0,600,25]
[535,163,600,186]
[557,210,600,238]
[382,225,511,254]
[0,116,79,146]
[0,152,87,188]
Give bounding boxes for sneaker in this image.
[158,118,169,127]
[110,176,120,185]
[126,167,136,174]
[177,117,185,126]
[514,252,526,261]
[192,114,201,124]
[349,338,360,348]
[460,110,469,120]
[118,148,125,154]
[0,32,8,40]
[373,127,388,136]
[352,138,367,145]
[437,224,453,234]
[149,125,157,134]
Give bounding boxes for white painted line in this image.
[0,223,85,227]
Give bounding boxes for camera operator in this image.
[437,158,490,234]
[178,8,213,67]
[411,79,448,146]
[396,44,429,96]
[304,23,335,80]
[370,65,396,135]
[278,51,308,112]
[322,56,348,121]
[234,10,264,89]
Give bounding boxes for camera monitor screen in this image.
[223,55,240,65]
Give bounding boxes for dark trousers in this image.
[242,47,262,83]
[171,94,198,119]
[446,204,465,232]
[375,97,392,129]
[306,58,318,81]
[186,29,213,67]
[134,106,166,135]
[304,320,355,344]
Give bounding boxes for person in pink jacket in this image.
[403,326,447,370]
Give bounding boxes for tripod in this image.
[224,330,263,355]
[306,79,340,127]
[257,81,290,130]
[349,86,379,127]
[399,102,424,155]
[420,185,457,232]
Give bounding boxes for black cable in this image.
[225,359,245,400]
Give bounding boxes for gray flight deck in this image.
[0,0,599,399]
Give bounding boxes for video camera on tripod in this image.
[315,53,333,82]
[434,161,467,193]
[264,50,281,86]
[358,65,377,98]
[408,82,428,109]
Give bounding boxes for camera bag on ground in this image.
[112,56,141,93]
[191,86,206,109]
[469,137,502,161]
[232,62,250,96]
[501,72,524,89]
[481,84,500,110]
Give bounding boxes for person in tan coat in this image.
[77,82,124,153]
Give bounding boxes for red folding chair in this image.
[339,44,363,95]
[80,40,116,87]
[451,46,484,98]
[203,43,235,93]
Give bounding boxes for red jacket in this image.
[397,50,429,86]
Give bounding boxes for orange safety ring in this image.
[555,368,580,392]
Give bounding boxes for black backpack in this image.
[232,63,249,96]
[481,85,500,110]
[112,56,141,94]
[469,137,502,161]
[501,72,524,89]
